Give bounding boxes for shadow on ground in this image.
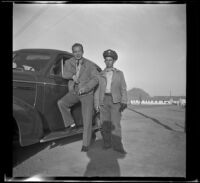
[13,133,83,168]
[84,139,126,177]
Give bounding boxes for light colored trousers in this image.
[100,94,124,150]
[57,91,94,147]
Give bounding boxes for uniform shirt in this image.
[105,68,114,93]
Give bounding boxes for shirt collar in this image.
[73,57,84,65]
[104,67,116,72]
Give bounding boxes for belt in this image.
[105,93,112,96]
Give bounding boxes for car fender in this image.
[13,96,44,146]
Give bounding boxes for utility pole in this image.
[169,90,173,104]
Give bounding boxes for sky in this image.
[13,3,186,96]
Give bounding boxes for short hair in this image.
[72,43,84,52]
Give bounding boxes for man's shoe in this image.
[63,125,76,132]
[113,148,127,154]
[81,146,89,152]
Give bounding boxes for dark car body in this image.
[13,49,101,147]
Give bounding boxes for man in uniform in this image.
[94,49,128,154]
[57,43,99,152]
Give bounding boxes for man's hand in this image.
[72,75,79,83]
[119,103,127,112]
[95,105,100,113]
[78,87,88,95]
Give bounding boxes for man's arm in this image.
[120,71,128,104]
[62,59,76,80]
[82,64,99,93]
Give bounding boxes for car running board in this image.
[40,125,99,143]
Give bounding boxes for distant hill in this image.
[127,88,151,101]
[127,88,186,102]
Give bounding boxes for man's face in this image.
[72,46,83,60]
[104,57,115,68]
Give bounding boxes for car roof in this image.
[14,48,73,56]
[13,48,102,72]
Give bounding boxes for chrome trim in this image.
[13,79,68,87]
[44,82,67,87]
[13,86,35,90]
[34,82,38,108]
[13,80,44,85]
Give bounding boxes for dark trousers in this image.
[100,94,125,151]
[57,91,94,147]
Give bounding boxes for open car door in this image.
[40,55,99,143]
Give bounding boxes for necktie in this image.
[76,60,81,79]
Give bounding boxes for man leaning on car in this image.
[57,43,99,152]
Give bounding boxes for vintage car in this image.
[13,49,101,147]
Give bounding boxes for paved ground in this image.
[13,105,185,178]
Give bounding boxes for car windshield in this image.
[13,52,52,72]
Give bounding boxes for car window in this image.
[50,59,62,76]
[13,52,51,72]
[50,55,71,77]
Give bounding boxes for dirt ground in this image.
[12,105,185,178]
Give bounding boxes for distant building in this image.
[130,98,186,106]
